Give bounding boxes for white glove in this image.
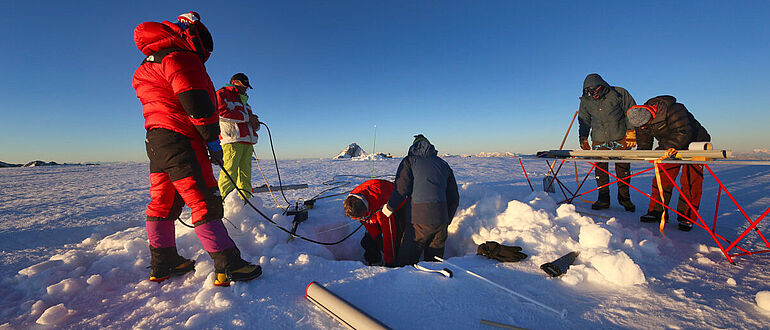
[381,204,393,217]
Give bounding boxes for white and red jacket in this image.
[216,85,258,144]
[349,179,405,266]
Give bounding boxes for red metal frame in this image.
[520,159,770,263]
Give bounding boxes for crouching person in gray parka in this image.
[382,134,460,266]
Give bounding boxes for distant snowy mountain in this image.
[0,161,21,168]
[22,160,59,167]
[1,160,97,168]
[733,149,770,160]
[473,151,518,158]
[334,143,367,159]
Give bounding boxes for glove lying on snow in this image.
[477,241,527,262]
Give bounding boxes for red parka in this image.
[349,179,405,266]
[132,20,219,143]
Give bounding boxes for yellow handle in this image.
[653,148,678,236]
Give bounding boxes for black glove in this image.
[207,140,224,165]
[477,241,527,262]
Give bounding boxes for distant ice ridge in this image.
[442,152,520,158]
[0,160,59,167]
[334,143,367,159]
[351,153,392,161]
[733,149,770,160]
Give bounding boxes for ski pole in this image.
[371,124,376,178]
[434,257,567,319]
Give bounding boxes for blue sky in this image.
[1,1,768,162]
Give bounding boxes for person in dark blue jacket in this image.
[382,134,460,266]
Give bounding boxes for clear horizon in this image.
[1,1,769,163]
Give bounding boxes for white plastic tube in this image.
[688,142,713,150]
[305,281,389,329]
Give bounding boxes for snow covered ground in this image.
[1,158,769,329]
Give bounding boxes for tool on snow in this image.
[540,251,580,277]
[412,264,453,278]
[252,183,308,193]
[305,281,389,330]
[434,256,567,319]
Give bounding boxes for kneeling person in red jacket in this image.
[343,179,405,267]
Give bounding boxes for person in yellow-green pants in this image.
[216,73,259,202]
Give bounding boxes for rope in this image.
[313,219,362,236]
[653,148,679,236]
[176,215,243,236]
[207,122,400,245]
[260,121,293,205]
[253,149,287,211]
[311,174,394,201]
[215,153,362,246]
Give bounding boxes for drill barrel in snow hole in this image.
[305,282,389,330]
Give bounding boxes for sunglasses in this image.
[583,85,606,99]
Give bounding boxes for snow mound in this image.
[334,143,367,159]
[36,303,73,325]
[351,153,392,161]
[757,291,770,311]
[448,192,649,287]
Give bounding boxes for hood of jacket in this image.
[134,20,212,62]
[583,73,610,90]
[408,139,438,158]
[644,95,677,125]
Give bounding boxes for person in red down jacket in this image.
[132,11,260,286]
[343,179,406,266]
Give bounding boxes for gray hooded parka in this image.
[578,74,636,144]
